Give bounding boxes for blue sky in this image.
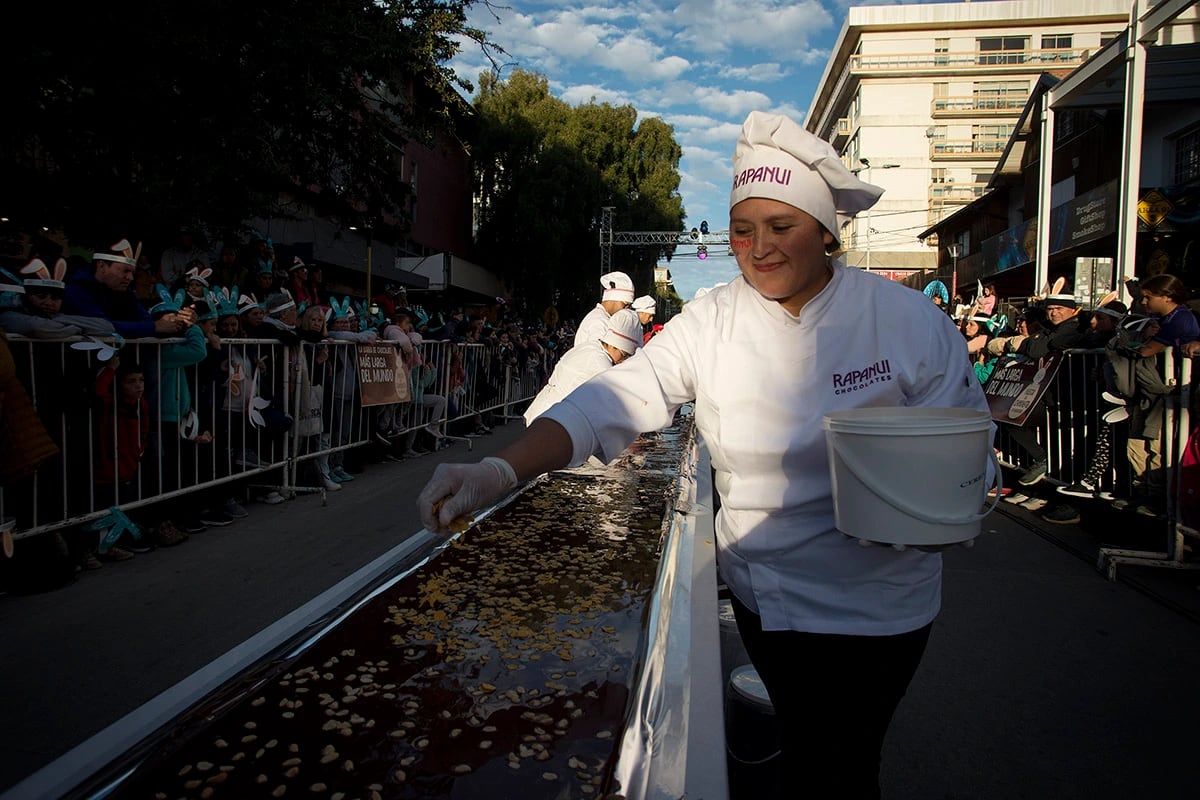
[449,0,882,301]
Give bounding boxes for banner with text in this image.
[357,343,411,407]
[982,353,1063,426]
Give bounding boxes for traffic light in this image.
[697,245,708,260]
[700,220,709,235]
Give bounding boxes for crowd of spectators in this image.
[943,273,1200,528]
[0,232,666,594]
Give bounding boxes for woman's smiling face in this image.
[729,197,835,315]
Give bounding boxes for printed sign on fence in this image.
[982,353,1062,425]
[356,344,411,407]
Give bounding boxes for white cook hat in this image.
[600,271,634,303]
[600,308,643,355]
[730,111,883,246]
[631,295,656,312]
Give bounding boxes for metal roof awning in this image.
[398,252,504,301]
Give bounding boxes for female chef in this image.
[418,111,989,798]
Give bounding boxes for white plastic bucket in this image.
[822,407,1001,546]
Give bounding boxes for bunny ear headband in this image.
[185,266,214,287]
[208,286,241,317]
[327,297,356,320]
[20,257,68,290]
[94,238,142,268]
[237,292,264,315]
[150,283,184,315]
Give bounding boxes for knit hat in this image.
[600,271,634,303]
[265,289,296,315]
[600,308,643,356]
[731,111,882,246]
[1044,294,1077,309]
[20,257,67,291]
[631,295,656,313]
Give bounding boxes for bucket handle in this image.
[831,441,1003,526]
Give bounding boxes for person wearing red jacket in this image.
[95,357,149,492]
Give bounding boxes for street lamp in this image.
[851,158,900,272]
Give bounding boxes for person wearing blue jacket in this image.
[63,239,190,339]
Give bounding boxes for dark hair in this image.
[1138,273,1189,304]
[116,360,144,378]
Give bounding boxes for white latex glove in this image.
[417,456,518,533]
[843,533,976,553]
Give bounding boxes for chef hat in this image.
[730,111,883,246]
[600,309,643,356]
[1044,294,1077,309]
[600,271,634,303]
[631,295,656,313]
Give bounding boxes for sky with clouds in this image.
[447,0,895,301]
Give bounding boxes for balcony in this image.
[931,95,1029,117]
[831,117,853,148]
[847,47,1090,76]
[929,182,990,206]
[930,138,1009,159]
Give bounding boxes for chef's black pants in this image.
[730,595,932,800]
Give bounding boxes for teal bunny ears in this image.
[0,267,25,295]
[208,286,241,317]
[325,296,356,321]
[149,283,187,315]
[354,300,385,332]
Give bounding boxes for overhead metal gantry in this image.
[599,206,730,272]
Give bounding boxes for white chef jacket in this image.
[574,304,612,348]
[523,339,614,426]
[542,264,991,636]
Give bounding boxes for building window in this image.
[935,38,950,65]
[1041,34,1072,60]
[1100,31,1123,47]
[972,124,1013,154]
[978,36,1028,65]
[1056,110,1076,140]
[1174,126,1200,184]
[973,81,1028,111]
[931,168,946,184]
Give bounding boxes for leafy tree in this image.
[471,69,684,319]
[0,0,496,253]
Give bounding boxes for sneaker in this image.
[1102,407,1129,424]
[1040,504,1081,525]
[1020,496,1049,511]
[1101,391,1126,406]
[258,491,286,505]
[1111,497,1132,511]
[1018,459,1048,486]
[1003,491,1031,505]
[180,517,207,534]
[1136,504,1162,519]
[83,553,103,570]
[99,546,135,562]
[223,498,249,519]
[122,536,153,554]
[1058,480,1100,499]
[320,472,342,491]
[332,466,355,482]
[151,521,189,547]
[199,510,234,527]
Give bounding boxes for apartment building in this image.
[805,0,1129,280]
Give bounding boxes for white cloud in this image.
[559,83,635,107]
[717,62,790,83]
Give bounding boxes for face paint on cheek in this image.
[730,237,752,253]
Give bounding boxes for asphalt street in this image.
[2,423,1198,799]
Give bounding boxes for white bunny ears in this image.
[94,238,141,268]
[185,265,214,288]
[20,257,68,290]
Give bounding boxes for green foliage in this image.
[471,69,685,318]
[0,0,495,250]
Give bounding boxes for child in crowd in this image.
[0,260,115,337]
[326,298,377,479]
[295,303,338,491]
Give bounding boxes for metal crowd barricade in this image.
[1,333,548,547]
